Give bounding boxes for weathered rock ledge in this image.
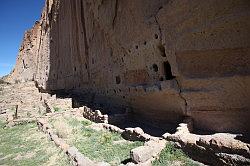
[163,118,250,165]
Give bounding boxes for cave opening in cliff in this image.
[158,45,166,57]
[116,76,121,84]
[152,64,159,72]
[22,59,26,69]
[164,61,175,80]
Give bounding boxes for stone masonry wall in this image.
[9,0,250,134]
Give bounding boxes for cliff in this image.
[9,0,250,133]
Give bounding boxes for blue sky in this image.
[0,0,45,77]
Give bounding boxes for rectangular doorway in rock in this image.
[163,61,175,80]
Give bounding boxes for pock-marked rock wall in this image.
[9,0,250,134]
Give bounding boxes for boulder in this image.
[131,146,154,163]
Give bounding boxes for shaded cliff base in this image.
[0,82,199,166]
[43,86,250,165]
[45,84,250,137]
[36,85,250,165]
[1,81,250,165]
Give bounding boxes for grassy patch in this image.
[53,107,64,112]
[74,128,143,165]
[50,116,143,165]
[152,143,198,166]
[0,121,70,166]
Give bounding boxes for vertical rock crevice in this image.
[154,15,162,44]
[154,8,188,117]
[174,78,188,116]
[112,0,118,29]
[80,0,90,81]
[36,25,43,77]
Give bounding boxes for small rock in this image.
[75,152,95,166]
[95,110,102,116]
[96,162,111,166]
[122,127,146,141]
[124,163,136,166]
[162,132,171,139]
[67,146,78,158]
[125,128,134,133]
[141,133,151,141]
[134,127,144,135]
[60,142,70,151]
[145,140,166,157]
[131,146,154,163]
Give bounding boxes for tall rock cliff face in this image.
[8,22,41,82]
[9,0,250,133]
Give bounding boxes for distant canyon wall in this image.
[8,0,250,133]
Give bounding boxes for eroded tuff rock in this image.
[7,22,41,82]
[164,121,250,165]
[8,0,250,134]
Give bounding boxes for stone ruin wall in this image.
[8,0,250,134]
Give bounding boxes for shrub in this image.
[81,120,92,126]
[100,133,112,144]
[53,118,72,138]
[53,107,66,113]
[53,107,60,112]
[0,79,5,84]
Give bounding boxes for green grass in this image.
[0,120,70,166]
[152,143,198,166]
[74,127,143,165]
[53,107,64,112]
[50,117,143,165]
